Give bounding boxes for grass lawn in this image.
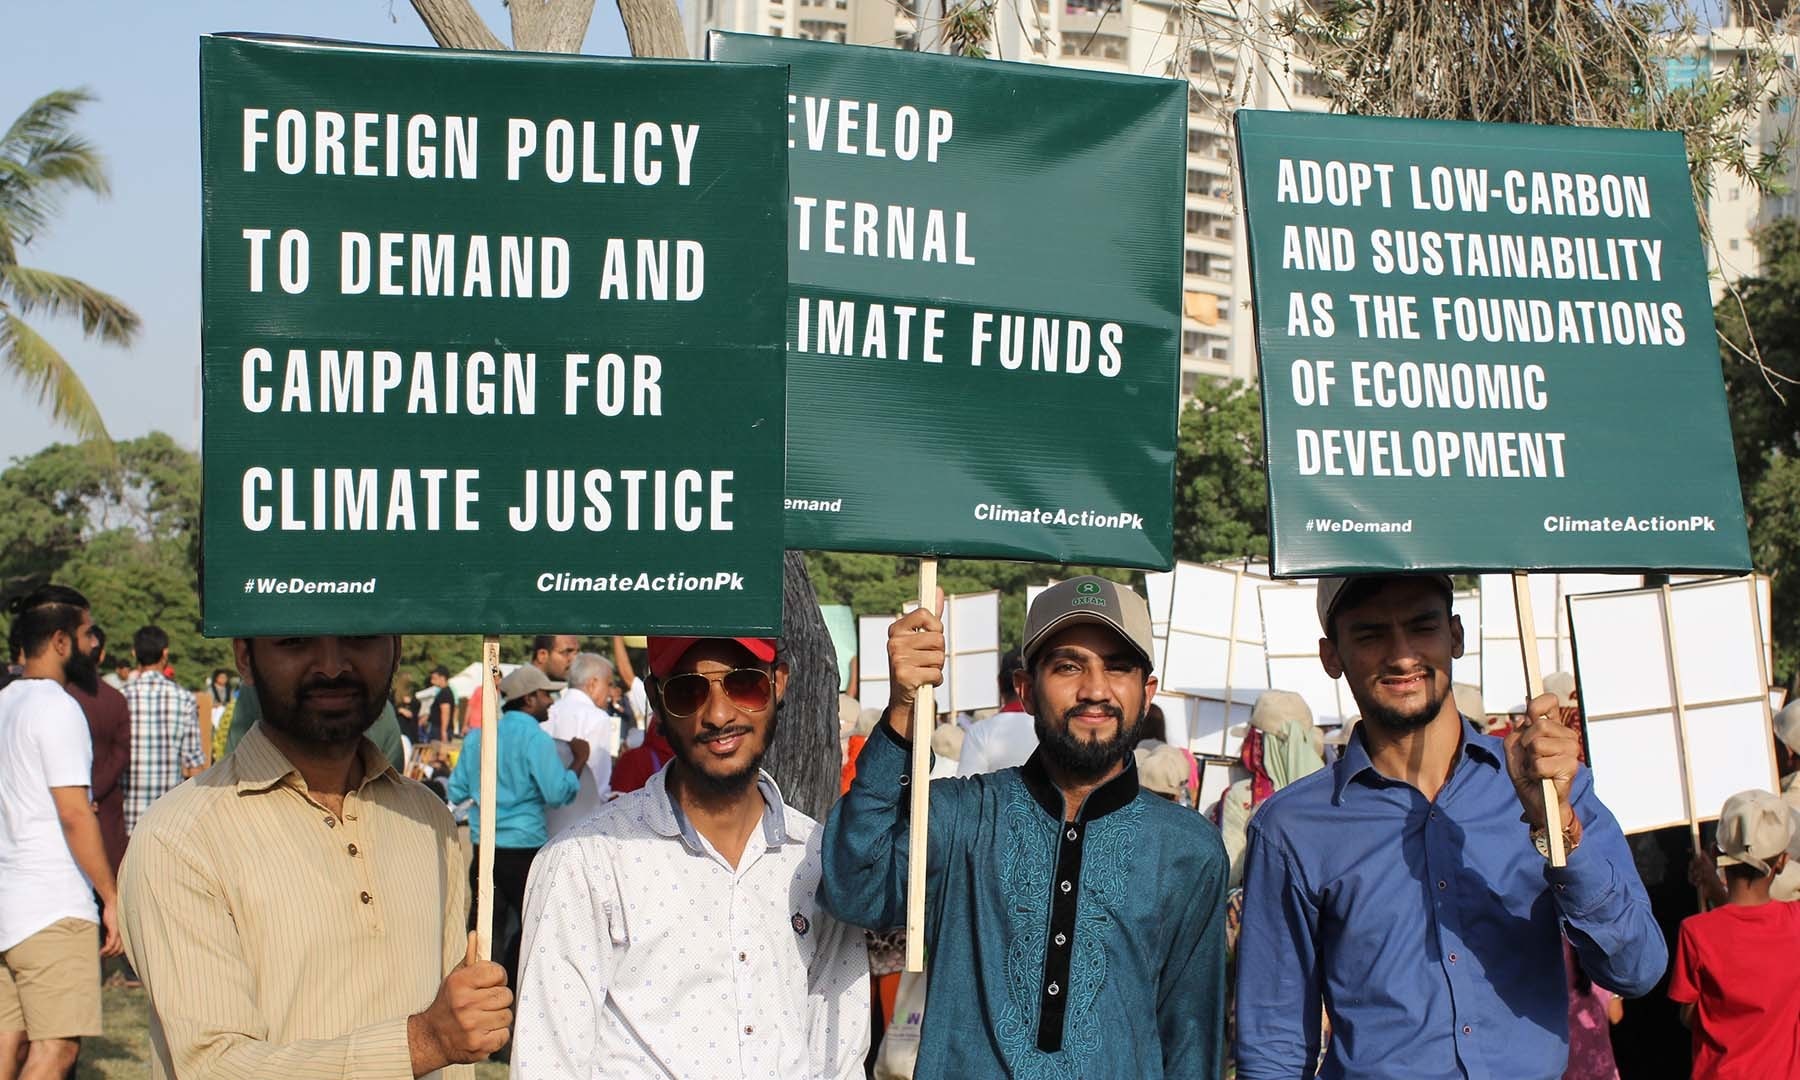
[91,987,508,1079]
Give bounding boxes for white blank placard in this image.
[1480,573,1560,713]
[1154,693,1196,749]
[1260,583,1355,726]
[1569,578,1778,834]
[857,614,892,712]
[1568,591,1671,716]
[1669,579,1765,706]
[1145,570,1175,638]
[1685,701,1778,820]
[1482,573,1641,712]
[1585,711,1687,833]
[1162,561,1281,754]
[948,591,1001,713]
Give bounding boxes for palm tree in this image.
[0,88,140,444]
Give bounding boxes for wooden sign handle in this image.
[476,635,501,962]
[905,559,938,973]
[1511,573,1567,868]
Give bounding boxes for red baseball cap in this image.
[645,636,777,676]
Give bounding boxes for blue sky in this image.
[0,0,632,465]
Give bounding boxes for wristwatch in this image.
[1531,820,1581,860]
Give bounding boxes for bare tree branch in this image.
[409,0,509,49]
[616,0,691,57]
[511,0,602,52]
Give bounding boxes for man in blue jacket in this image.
[821,577,1227,1079]
[448,665,585,996]
[1236,574,1666,1080]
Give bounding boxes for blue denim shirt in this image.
[1236,720,1665,1080]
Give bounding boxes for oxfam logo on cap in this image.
[1072,580,1107,607]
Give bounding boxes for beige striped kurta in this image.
[120,724,473,1079]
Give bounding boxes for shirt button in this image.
[1463,1025,1473,1035]
[739,952,747,962]
[1060,880,1072,894]
[1449,952,1459,962]
[1055,933,1067,946]
[1047,981,1060,996]
[325,817,337,828]
[1066,828,1078,841]
[744,1025,754,1035]
[347,843,359,857]
[1437,880,1446,890]
[360,891,373,904]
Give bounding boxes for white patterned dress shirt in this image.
[512,768,870,1080]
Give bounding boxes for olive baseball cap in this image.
[498,665,565,701]
[1021,576,1156,672]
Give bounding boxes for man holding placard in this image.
[511,634,869,1079]
[822,578,1227,1079]
[1235,575,1664,1079]
[120,634,511,1078]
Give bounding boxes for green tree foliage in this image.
[0,434,227,684]
[1,89,140,444]
[1718,218,1800,684]
[1272,1,1796,212]
[1173,377,1268,564]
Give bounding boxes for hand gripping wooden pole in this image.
[475,635,501,961]
[905,559,938,973]
[1511,573,1567,868]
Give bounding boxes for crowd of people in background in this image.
[2,577,1798,1078]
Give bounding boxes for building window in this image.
[1183,330,1203,355]
[1297,71,1331,100]
[1185,250,1207,275]
[1729,238,1741,250]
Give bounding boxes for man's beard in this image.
[66,647,100,696]
[1036,704,1141,779]
[248,653,385,747]
[666,708,778,798]
[1358,672,1447,734]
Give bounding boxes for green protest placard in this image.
[1236,110,1751,576]
[200,36,790,635]
[707,33,1183,570]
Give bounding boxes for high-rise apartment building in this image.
[684,0,1324,395]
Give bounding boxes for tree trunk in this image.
[766,552,843,820]
[510,0,601,53]
[409,0,507,50]
[408,0,844,819]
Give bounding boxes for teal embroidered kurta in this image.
[821,722,1227,1079]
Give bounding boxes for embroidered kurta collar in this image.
[1019,748,1142,822]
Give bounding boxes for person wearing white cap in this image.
[821,576,1227,1079]
[1669,790,1800,1077]
[1236,574,1663,1080]
[446,664,585,999]
[1774,700,1800,803]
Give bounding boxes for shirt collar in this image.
[1331,715,1501,805]
[232,721,399,795]
[1019,748,1142,822]
[644,766,791,855]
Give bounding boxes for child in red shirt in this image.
[1669,789,1800,1079]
